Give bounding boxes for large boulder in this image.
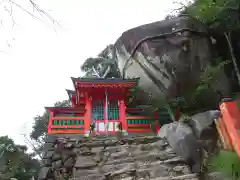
[158,122,203,173]
[189,110,221,140]
[158,110,222,173]
[81,16,230,103]
[115,15,230,99]
[188,110,221,154]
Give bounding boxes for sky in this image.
[0,0,182,145]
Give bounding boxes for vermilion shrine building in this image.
[46,77,161,135]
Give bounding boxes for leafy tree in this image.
[30,100,71,158]
[184,0,240,86]
[180,2,240,177]
[81,45,120,78]
[0,136,40,180]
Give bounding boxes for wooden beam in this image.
[126,116,155,120]
[50,125,84,128]
[49,130,84,134]
[52,117,84,120]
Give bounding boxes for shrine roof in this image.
[71,77,139,88]
[66,89,76,98]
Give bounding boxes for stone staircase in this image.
[38,134,200,180]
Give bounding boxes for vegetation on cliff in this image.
[184,0,240,86]
[182,0,240,178]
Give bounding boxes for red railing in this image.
[48,117,85,134]
[126,116,159,132]
[47,107,86,134]
[47,106,159,134]
[218,99,240,158]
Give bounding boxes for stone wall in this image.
[38,134,200,180]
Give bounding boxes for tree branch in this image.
[22,134,43,159]
[224,32,240,87]
[0,0,62,52]
[3,0,61,28]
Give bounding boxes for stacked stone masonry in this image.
[38,134,223,180]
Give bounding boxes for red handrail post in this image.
[220,99,240,158]
[84,93,91,134]
[48,112,54,134]
[119,99,127,131]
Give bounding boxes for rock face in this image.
[189,110,221,140]
[115,15,211,98]
[159,110,222,171]
[158,122,203,173]
[38,134,200,180]
[81,16,230,102]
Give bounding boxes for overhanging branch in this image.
[3,0,61,28]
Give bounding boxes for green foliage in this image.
[31,112,49,141]
[176,1,240,176]
[185,0,240,31]
[208,150,240,179]
[151,59,230,119]
[192,59,230,95]
[80,45,120,78]
[0,136,40,180]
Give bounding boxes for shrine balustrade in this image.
[47,107,160,134]
[47,107,86,134]
[126,116,156,132]
[126,108,159,132]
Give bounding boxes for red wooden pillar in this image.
[220,99,240,158]
[48,111,54,134]
[119,99,127,131]
[84,93,91,133]
[104,89,107,132]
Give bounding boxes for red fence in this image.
[217,99,240,158]
[126,116,158,132]
[48,117,85,134]
[47,107,159,134]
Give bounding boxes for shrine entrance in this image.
[91,89,121,133]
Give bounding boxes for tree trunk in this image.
[224,31,240,87]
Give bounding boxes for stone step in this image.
[38,134,200,180]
